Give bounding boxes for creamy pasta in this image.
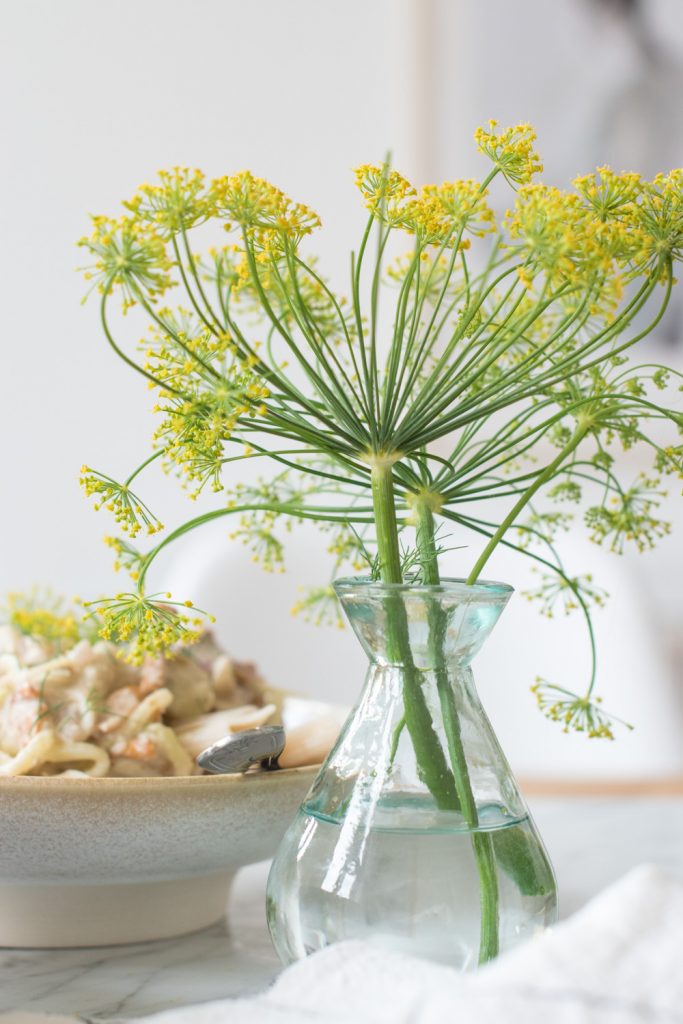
[0,626,277,777]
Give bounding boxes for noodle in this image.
[0,627,273,777]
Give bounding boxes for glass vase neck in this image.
[333,576,513,667]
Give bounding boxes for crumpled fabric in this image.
[138,864,683,1024]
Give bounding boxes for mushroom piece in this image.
[278,715,342,769]
[142,654,215,720]
[175,703,277,759]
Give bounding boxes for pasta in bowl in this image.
[0,614,342,947]
[0,624,279,778]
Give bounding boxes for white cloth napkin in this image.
[141,864,683,1024]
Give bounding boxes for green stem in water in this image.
[369,459,459,812]
[414,499,500,963]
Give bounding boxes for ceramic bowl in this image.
[0,763,319,948]
[0,695,346,949]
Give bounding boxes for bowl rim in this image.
[0,763,320,790]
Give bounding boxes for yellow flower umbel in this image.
[84,592,215,664]
[419,180,496,239]
[80,467,164,537]
[585,475,671,554]
[573,166,643,219]
[475,120,543,185]
[354,164,495,245]
[104,536,145,580]
[4,590,81,653]
[124,167,210,235]
[78,216,172,311]
[354,164,417,226]
[630,169,683,275]
[210,170,321,247]
[152,368,271,497]
[530,681,627,740]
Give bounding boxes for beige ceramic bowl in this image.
[0,765,318,948]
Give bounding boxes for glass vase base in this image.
[268,798,556,969]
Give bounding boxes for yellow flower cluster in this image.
[585,476,670,553]
[386,250,454,303]
[228,252,353,347]
[507,183,638,293]
[524,571,607,619]
[80,467,164,537]
[291,585,345,629]
[531,681,618,739]
[78,216,172,310]
[84,592,214,664]
[354,165,416,225]
[229,519,286,572]
[225,474,319,572]
[154,371,270,496]
[474,120,543,185]
[573,166,642,219]
[142,312,233,394]
[507,186,589,282]
[124,167,209,235]
[5,591,81,651]
[355,163,495,246]
[210,170,321,248]
[200,244,244,293]
[80,168,323,318]
[421,180,496,238]
[508,167,683,293]
[104,536,144,580]
[630,169,683,273]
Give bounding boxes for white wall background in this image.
[1,0,682,778]
[0,0,421,594]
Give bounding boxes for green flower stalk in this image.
[79,123,683,961]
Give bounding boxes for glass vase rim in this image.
[333,575,514,601]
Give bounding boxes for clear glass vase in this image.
[267,577,557,969]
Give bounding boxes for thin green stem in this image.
[413,500,500,963]
[180,227,227,331]
[124,450,163,487]
[137,502,376,593]
[465,426,589,584]
[414,500,440,585]
[369,459,459,811]
[442,506,600,702]
[100,295,178,394]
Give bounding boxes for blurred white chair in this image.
[157,518,365,706]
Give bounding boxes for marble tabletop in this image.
[2,795,682,1022]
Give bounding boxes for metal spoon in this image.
[196,725,286,774]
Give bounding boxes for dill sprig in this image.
[83,591,215,665]
[3,590,82,653]
[77,123,683,737]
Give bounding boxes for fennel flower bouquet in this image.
[78,122,683,962]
